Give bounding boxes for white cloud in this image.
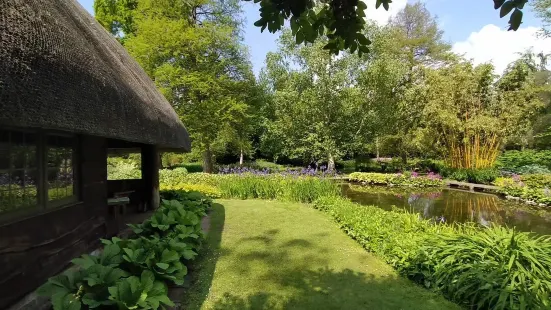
[365,0,408,25]
[453,24,551,74]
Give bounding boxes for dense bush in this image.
[496,150,551,173]
[515,164,551,175]
[177,162,204,173]
[107,161,142,180]
[355,158,444,174]
[313,196,551,309]
[495,175,551,205]
[160,182,222,198]
[348,172,443,187]
[439,167,500,184]
[159,167,188,186]
[519,174,551,188]
[38,191,212,310]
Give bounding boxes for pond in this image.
[341,183,551,235]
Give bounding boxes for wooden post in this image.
[142,144,160,210]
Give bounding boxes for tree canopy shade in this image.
[245,0,529,55]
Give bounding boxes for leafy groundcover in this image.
[37,190,211,310]
[313,196,551,309]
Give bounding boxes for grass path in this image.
[181,199,459,310]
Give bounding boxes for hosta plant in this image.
[39,191,212,309]
[108,270,174,310]
[117,237,193,286]
[37,258,128,309]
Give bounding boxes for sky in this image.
[78,0,551,75]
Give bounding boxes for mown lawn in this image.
[181,199,459,310]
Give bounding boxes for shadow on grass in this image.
[180,202,225,310]
[209,268,435,310]
[181,203,454,310]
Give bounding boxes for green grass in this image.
[181,199,459,310]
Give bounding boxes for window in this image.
[0,131,38,215]
[47,135,76,206]
[107,153,142,180]
[0,128,78,218]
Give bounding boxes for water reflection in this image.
[342,184,551,235]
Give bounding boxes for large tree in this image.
[95,0,258,172]
[533,0,551,37]
[244,0,528,56]
[371,2,452,162]
[260,30,362,170]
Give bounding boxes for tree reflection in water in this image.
[342,184,551,235]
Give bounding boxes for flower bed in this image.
[348,172,444,187]
[495,174,551,206]
[37,190,212,310]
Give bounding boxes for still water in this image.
[342,183,551,235]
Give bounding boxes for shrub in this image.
[496,150,551,173]
[354,158,445,174]
[313,196,551,309]
[174,173,220,186]
[159,168,188,186]
[348,172,443,187]
[520,174,551,188]
[178,162,204,173]
[161,182,222,198]
[440,167,500,184]
[38,191,212,310]
[495,175,551,205]
[516,164,551,175]
[107,162,141,180]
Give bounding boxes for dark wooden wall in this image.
[0,135,108,309]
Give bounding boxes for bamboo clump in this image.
[440,92,501,169]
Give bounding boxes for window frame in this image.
[45,132,79,209]
[0,127,80,224]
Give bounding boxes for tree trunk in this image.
[203,147,214,173]
[401,152,407,165]
[375,137,380,160]
[328,153,335,172]
[239,149,244,166]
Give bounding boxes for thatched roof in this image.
[0,0,191,151]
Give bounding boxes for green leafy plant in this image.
[440,167,500,184]
[496,150,551,173]
[312,196,551,309]
[411,228,551,309]
[39,191,212,309]
[37,246,129,310]
[348,172,444,187]
[118,237,192,286]
[161,183,222,198]
[495,174,551,205]
[108,270,174,310]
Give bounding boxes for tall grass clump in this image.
[413,228,551,309]
[217,175,339,203]
[313,196,551,309]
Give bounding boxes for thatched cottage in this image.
[0,0,191,307]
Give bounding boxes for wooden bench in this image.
[107,197,130,218]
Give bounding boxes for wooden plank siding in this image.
[0,135,108,309]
